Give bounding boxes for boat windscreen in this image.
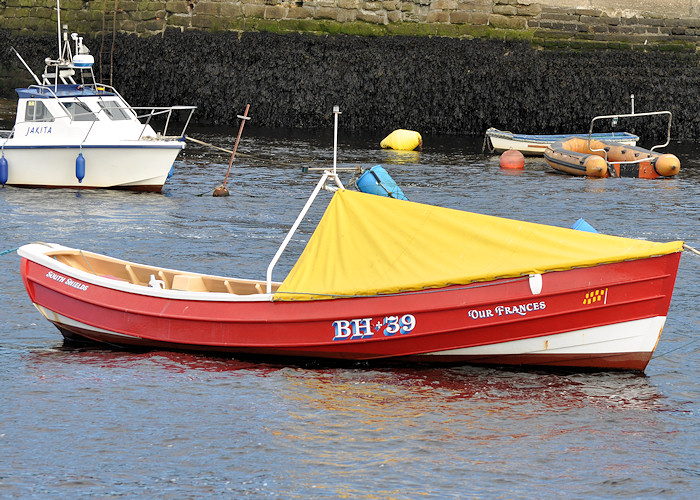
[97,100,133,121]
[63,101,97,121]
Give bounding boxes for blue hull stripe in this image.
[1,144,184,151]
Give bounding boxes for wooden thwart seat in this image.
[48,249,280,294]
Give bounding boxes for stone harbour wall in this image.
[0,1,698,50]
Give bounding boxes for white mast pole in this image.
[332,105,340,175]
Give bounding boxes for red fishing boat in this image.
[18,190,684,371]
[17,110,686,372]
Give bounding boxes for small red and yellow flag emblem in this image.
[583,288,608,305]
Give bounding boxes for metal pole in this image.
[56,0,62,61]
[265,106,346,293]
[213,104,250,197]
[222,104,250,189]
[10,48,41,85]
[266,172,331,293]
[332,105,340,175]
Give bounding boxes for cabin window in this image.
[25,100,54,122]
[98,100,132,121]
[63,101,97,121]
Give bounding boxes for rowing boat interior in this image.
[45,248,280,294]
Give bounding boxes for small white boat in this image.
[0,1,195,192]
[484,128,639,156]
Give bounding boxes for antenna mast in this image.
[56,0,62,60]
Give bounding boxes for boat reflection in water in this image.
[28,346,668,414]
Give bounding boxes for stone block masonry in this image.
[0,1,698,50]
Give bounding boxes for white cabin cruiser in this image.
[0,5,195,192]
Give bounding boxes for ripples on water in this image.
[1,126,698,497]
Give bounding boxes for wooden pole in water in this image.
[214,104,251,197]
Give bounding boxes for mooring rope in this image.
[185,136,236,155]
[654,334,700,359]
[79,249,98,275]
[185,135,314,169]
[683,243,700,256]
[481,134,494,154]
[271,276,529,300]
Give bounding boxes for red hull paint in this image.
[52,322,655,371]
[20,253,681,371]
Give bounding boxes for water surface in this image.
[1,127,698,498]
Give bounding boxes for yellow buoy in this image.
[380,129,423,151]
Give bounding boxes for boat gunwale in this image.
[486,127,640,145]
[18,242,683,304]
[18,243,279,302]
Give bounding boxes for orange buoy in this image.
[213,184,230,197]
[499,149,525,169]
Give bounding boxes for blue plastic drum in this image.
[356,165,407,201]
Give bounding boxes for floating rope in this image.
[0,246,19,257]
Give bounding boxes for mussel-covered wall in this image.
[2,29,699,140]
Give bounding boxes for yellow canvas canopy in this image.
[273,190,683,301]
